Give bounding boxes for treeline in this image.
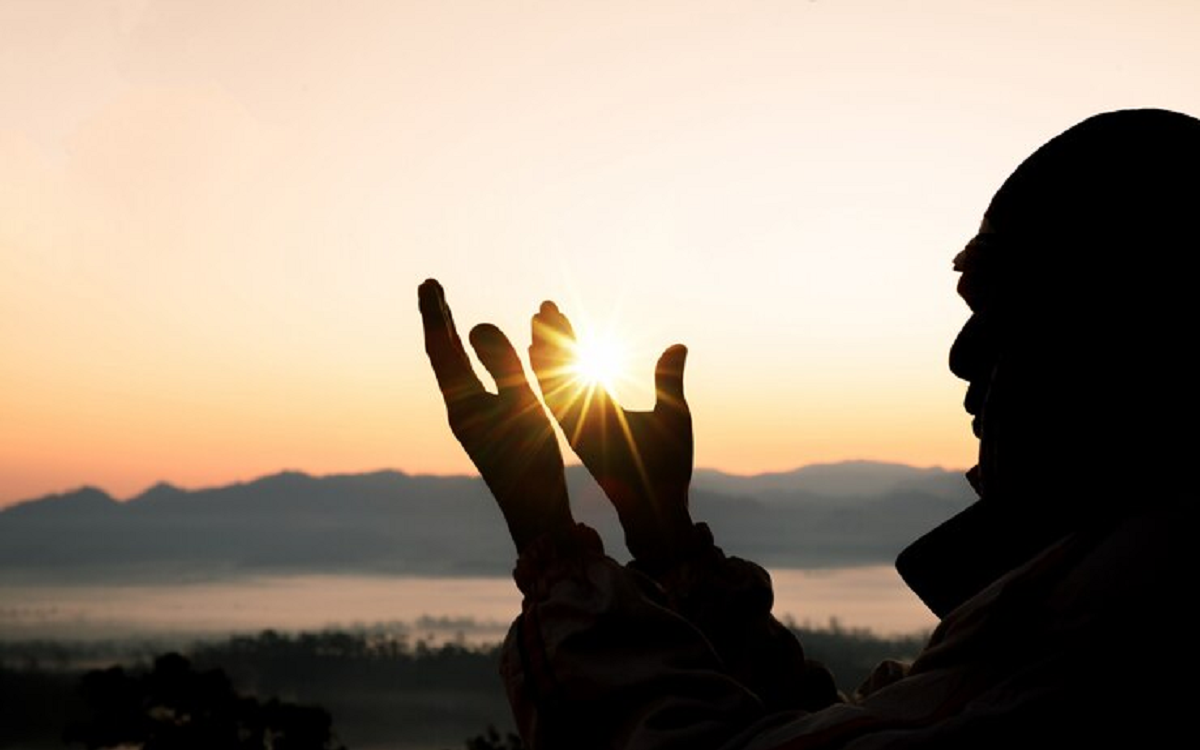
[789,619,928,692]
[191,630,513,750]
[1,632,514,750]
[0,624,928,749]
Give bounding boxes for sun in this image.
[568,333,627,393]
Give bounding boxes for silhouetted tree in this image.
[463,724,524,750]
[65,653,345,750]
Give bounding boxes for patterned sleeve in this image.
[499,523,769,750]
[632,523,841,712]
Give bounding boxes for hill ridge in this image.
[0,461,974,581]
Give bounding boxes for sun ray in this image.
[543,271,662,409]
[611,403,653,500]
[568,332,627,393]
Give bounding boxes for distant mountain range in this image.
[0,462,974,582]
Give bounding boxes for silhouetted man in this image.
[420,108,1196,749]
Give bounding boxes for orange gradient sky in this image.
[3,1,1199,505]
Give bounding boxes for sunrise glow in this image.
[567,334,628,394]
[3,1,1200,504]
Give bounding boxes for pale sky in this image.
[3,0,1199,505]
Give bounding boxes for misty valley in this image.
[1,462,965,749]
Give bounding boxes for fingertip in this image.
[530,301,575,359]
[655,344,689,405]
[418,278,444,311]
[530,305,557,343]
[471,323,522,365]
[468,322,500,349]
[470,323,529,393]
[658,344,689,368]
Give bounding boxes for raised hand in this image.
[530,301,694,567]
[419,280,573,552]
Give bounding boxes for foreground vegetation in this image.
[0,622,928,750]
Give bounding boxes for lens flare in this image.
[568,334,626,392]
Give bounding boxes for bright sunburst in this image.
[568,334,627,393]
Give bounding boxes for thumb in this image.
[654,344,689,412]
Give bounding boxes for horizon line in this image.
[2,458,970,508]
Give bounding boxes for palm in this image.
[530,301,693,562]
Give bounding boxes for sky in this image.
[3,0,1199,506]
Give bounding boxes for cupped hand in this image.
[419,279,573,552]
[530,301,694,565]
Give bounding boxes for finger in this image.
[419,279,485,401]
[469,323,534,399]
[543,300,577,339]
[529,301,577,361]
[529,301,580,400]
[654,344,689,413]
[531,302,603,440]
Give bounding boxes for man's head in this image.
[949,109,1200,511]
